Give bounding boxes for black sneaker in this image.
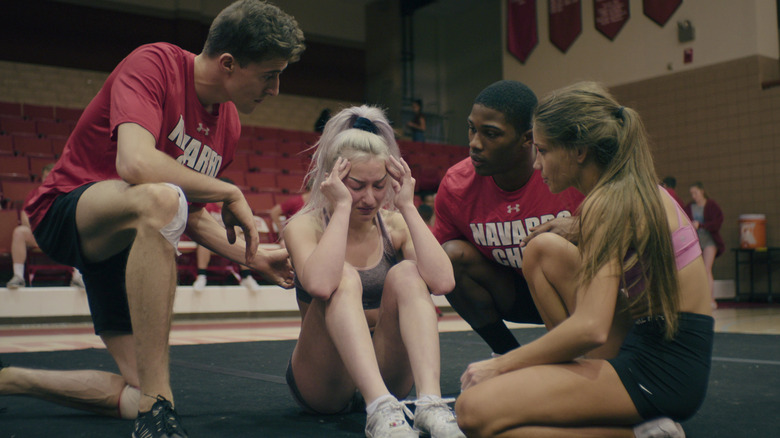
[132,396,188,438]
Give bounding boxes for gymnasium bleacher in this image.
[0,100,468,287]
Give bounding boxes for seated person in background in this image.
[456,81,714,438]
[6,163,85,290]
[283,105,464,438]
[269,180,311,247]
[192,177,266,292]
[433,80,583,355]
[191,201,266,293]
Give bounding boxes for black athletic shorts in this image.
[504,272,544,325]
[33,182,133,335]
[608,312,714,421]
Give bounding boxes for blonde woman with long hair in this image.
[455,83,714,438]
[283,105,465,438]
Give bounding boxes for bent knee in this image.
[385,260,427,294]
[455,391,493,438]
[331,263,362,298]
[131,183,182,230]
[442,240,481,265]
[523,233,570,268]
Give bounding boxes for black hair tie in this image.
[353,117,379,134]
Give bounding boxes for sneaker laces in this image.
[412,397,457,423]
[380,398,415,424]
[150,396,187,436]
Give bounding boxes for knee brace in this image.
[159,183,188,256]
[118,384,140,420]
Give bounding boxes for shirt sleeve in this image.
[431,179,463,244]
[110,45,169,142]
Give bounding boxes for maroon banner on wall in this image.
[549,0,582,53]
[643,0,682,26]
[507,0,538,64]
[594,0,629,40]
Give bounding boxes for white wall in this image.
[502,0,780,95]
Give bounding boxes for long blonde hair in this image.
[533,82,680,338]
[294,105,401,222]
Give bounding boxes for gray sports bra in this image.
[294,212,399,309]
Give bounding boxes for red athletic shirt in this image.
[280,195,305,217]
[25,43,241,229]
[433,158,583,272]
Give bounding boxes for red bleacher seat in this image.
[255,126,284,140]
[235,137,254,154]
[23,104,55,120]
[26,248,74,286]
[54,106,83,122]
[36,119,73,137]
[0,209,20,254]
[299,131,320,146]
[0,135,13,156]
[29,157,56,180]
[0,102,23,118]
[0,116,37,135]
[240,125,256,139]
[245,172,278,192]
[218,170,247,188]
[226,153,250,172]
[412,165,443,192]
[13,135,54,157]
[276,129,302,143]
[276,141,307,157]
[244,192,275,215]
[0,156,31,181]
[49,136,68,156]
[252,138,278,153]
[277,156,307,173]
[276,173,305,193]
[247,155,279,172]
[1,180,39,201]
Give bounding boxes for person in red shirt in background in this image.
[661,176,684,207]
[5,163,85,290]
[433,80,583,356]
[1,2,303,437]
[269,181,311,247]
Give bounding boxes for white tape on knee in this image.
[159,183,188,256]
[118,384,140,420]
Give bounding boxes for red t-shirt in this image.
[25,43,241,229]
[433,158,583,272]
[280,195,305,217]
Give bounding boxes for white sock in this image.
[12,263,24,278]
[366,393,395,415]
[195,274,206,282]
[118,385,140,420]
[71,268,82,281]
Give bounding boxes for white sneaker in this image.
[634,417,685,438]
[193,275,207,292]
[70,275,86,290]
[365,397,417,438]
[413,397,464,438]
[241,275,262,292]
[6,275,25,289]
